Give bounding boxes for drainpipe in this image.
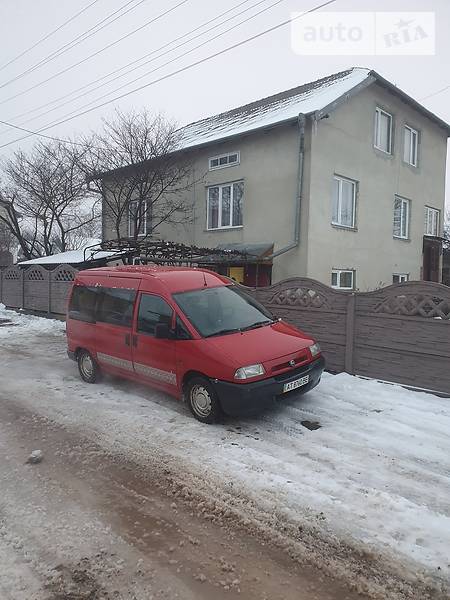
[266,113,306,260]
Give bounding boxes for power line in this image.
[0,0,337,150]
[40,0,287,130]
[0,0,102,73]
[0,0,149,91]
[3,0,264,131]
[0,0,189,103]
[420,84,450,102]
[0,119,88,148]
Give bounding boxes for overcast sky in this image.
[0,0,449,204]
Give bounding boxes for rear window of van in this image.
[69,285,136,326]
[69,285,98,323]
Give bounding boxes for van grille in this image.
[271,352,309,375]
[273,360,313,382]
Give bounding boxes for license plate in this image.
[283,375,309,393]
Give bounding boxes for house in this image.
[100,68,449,289]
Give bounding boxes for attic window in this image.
[209,152,240,170]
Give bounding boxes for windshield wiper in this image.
[205,327,241,338]
[240,319,274,332]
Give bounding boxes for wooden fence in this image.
[0,264,78,316]
[1,266,449,395]
[246,278,450,396]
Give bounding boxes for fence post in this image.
[21,268,25,309]
[0,268,2,304]
[345,292,356,374]
[48,269,52,315]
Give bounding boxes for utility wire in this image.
[3,0,265,130]
[420,84,450,102]
[0,0,149,91]
[40,0,287,131]
[0,0,102,73]
[0,0,337,149]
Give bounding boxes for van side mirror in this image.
[155,322,171,339]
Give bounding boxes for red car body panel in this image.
[66,266,324,413]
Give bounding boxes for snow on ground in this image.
[0,307,449,591]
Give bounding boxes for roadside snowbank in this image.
[0,304,65,339]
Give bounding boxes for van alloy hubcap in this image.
[80,354,94,378]
[190,385,212,417]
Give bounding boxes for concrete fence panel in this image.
[24,265,50,312]
[1,266,23,308]
[50,266,78,314]
[246,278,450,396]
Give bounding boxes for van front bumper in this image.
[214,355,325,417]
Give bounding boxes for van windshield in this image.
[173,285,274,338]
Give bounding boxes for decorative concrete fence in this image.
[246,278,450,396]
[0,264,78,316]
[1,266,449,395]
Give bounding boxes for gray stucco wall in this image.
[306,82,448,290]
[102,82,448,289]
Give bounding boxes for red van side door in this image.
[131,292,178,395]
[94,277,140,377]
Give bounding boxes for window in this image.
[173,285,273,338]
[424,207,440,236]
[393,273,409,284]
[374,107,393,154]
[331,270,354,290]
[403,125,418,166]
[207,181,243,229]
[128,200,148,237]
[97,288,136,327]
[332,176,356,228]
[137,294,173,336]
[393,196,410,239]
[209,152,240,170]
[68,285,98,322]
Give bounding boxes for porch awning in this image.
[200,242,274,264]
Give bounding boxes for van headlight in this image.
[309,343,321,357]
[234,363,265,380]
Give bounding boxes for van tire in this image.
[185,376,221,424]
[77,350,101,384]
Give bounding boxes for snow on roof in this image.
[18,239,118,266]
[178,68,371,149]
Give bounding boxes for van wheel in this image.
[186,376,221,424]
[77,350,101,384]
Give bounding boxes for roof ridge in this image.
[179,67,364,132]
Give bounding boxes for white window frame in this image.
[393,273,409,284]
[374,107,393,154]
[331,269,354,290]
[424,206,440,237]
[403,125,418,167]
[128,199,147,238]
[209,151,240,171]
[393,196,410,240]
[206,181,243,230]
[332,175,357,228]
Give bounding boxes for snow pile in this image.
[0,309,449,591]
[0,304,65,339]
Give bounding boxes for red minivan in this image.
[66,266,324,423]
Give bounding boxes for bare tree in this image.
[80,110,196,242]
[0,141,101,259]
[444,208,450,249]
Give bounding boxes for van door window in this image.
[97,288,136,327]
[137,294,173,336]
[69,285,98,322]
